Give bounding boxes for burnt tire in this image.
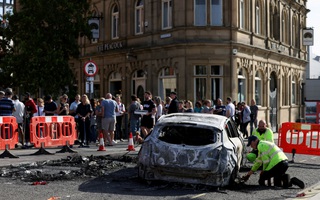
[229,166,239,186]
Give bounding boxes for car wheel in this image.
[229,166,239,186]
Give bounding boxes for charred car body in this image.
[138,113,246,187]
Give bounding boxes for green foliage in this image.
[0,0,92,95]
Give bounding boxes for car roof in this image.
[157,113,227,130]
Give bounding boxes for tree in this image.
[0,0,92,95]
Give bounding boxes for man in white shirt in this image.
[12,95,25,145]
[69,94,81,117]
[69,94,81,143]
[225,96,235,118]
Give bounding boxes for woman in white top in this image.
[154,96,163,121]
[33,98,45,116]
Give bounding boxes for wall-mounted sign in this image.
[83,61,98,77]
[303,29,314,46]
[89,18,100,39]
[97,41,124,52]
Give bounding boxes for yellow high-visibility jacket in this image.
[252,128,274,143]
[251,140,288,172]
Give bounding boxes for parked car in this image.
[138,113,246,187]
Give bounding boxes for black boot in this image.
[290,177,305,189]
[281,174,290,188]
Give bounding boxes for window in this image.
[238,68,246,103]
[255,71,262,105]
[194,65,223,102]
[111,5,119,39]
[255,1,260,34]
[162,0,172,29]
[292,80,296,104]
[135,0,144,34]
[158,125,218,145]
[239,0,245,29]
[194,0,206,26]
[195,0,223,26]
[210,0,222,26]
[159,67,176,100]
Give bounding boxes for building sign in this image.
[98,42,124,52]
[83,61,98,77]
[303,29,314,46]
[89,18,100,39]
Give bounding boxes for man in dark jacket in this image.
[168,91,179,114]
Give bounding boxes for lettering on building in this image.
[98,42,124,52]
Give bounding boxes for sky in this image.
[307,0,320,56]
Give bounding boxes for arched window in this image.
[292,16,299,48]
[159,67,176,100]
[255,70,263,105]
[132,70,147,100]
[135,0,144,34]
[238,68,246,102]
[282,11,289,44]
[109,72,122,96]
[111,5,119,39]
[273,7,280,40]
[291,76,297,105]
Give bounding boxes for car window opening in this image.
[158,125,218,145]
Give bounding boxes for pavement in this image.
[0,140,141,167]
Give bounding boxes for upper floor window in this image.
[239,0,245,29]
[135,0,144,34]
[255,1,260,34]
[112,5,119,39]
[210,0,222,26]
[194,0,206,26]
[162,0,172,29]
[194,0,223,26]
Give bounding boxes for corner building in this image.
[71,0,309,132]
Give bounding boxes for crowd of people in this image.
[0,88,261,147]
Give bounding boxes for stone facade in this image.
[70,0,309,131]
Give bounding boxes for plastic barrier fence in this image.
[278,122,320,157]
[0,116,18,150]
[30,116,77,148]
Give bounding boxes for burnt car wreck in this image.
[138,113,246,187]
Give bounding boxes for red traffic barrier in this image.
[278,122,320,162]
[0,116,19,158]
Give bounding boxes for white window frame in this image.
[194,65,223,102]
[238,68,246,103]
[112,5,119,39]
[135,0,144,34]
[162,0,172,29]
[255,71,262,105]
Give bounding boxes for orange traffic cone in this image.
[97,132,106,151]
[127,132,135,151]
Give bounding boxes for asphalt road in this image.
[0,140,319,200]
